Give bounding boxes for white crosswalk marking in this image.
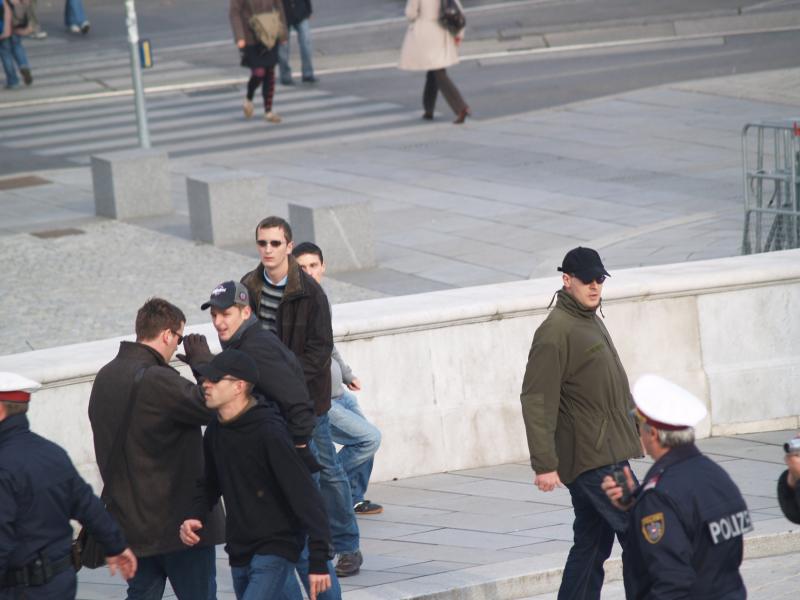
[0,82,419,164]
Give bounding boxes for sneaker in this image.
[335,550,362,577]
[354,500,383,515]
[30,30,48,40]
[20,68,32,86]
[80,21,91,35]
[302,76,319,84]
[68,24,81,34]
[242,99,253,119]
[264,111,282,123]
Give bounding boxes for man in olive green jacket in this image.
[520,247,641,600]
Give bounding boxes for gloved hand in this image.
[296,445,322,474]
[175,334,213,367]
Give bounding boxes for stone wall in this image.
[2,249,799,489]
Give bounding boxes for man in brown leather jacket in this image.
[519,247,641,600]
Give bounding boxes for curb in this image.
[344,529,800,599]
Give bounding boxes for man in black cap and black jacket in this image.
[180,350,335,600]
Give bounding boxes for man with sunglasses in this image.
[519,247,641,600]
[89,298,225,599]
[241,218,364,578]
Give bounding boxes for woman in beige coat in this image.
[399,0,470,124]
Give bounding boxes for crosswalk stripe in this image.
[3,95,365,142]
[35,103,404,156]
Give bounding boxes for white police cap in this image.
[632,374,707,430]
[0,372,41,403]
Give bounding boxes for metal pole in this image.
[125,0,150,148]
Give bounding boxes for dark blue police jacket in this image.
[0,414,126,597]
[627,443,749,600]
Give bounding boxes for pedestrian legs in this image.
[64,0,88,28]
[329,391,381,505]
[126,545,216,600]
[246,66,277,116]
[422,70,438,117]
[231,554,303,600]
[558,462,637,600]
[312,414,360,554]
[294,543,343,600]
[295,18,315,80]
[0,35,30,88]
[278,35,293,84]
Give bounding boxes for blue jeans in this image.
[294,544,342,600]
[329,391,381,504]
[64,0,87,27]
[277,18,314,81]
[558,462,638,600]
[231,554,303,600]
[0,35,29,87]
[126,545,216,600]
[312,414,360,553]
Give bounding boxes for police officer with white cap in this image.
[602,374,750,599]
[0,372,137,599]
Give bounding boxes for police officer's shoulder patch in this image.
[641,512,665,544]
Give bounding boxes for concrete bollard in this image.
[187,171,272,246]
[289,200,375,272]
[91,149,171,219]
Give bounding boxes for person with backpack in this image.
[0,0,33,89]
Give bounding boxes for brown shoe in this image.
[453,107,470,124]
[242,99,253,119]
[264,111,282,123]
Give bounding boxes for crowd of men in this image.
[2,239,800,599]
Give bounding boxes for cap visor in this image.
[195,363,225,382]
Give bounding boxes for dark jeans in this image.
[423,69,467,116]
[231,554,302,600]
[126,545,216,600]
[558,462,638,600]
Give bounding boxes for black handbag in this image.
[439,0,465,36]
[72,368,148,570]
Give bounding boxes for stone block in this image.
[91,149,171,219]
[187,171,272,246]
[289,200,375,272]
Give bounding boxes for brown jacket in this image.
[88,342,225,557]
[229,0,287,46]
[242,255,334,415]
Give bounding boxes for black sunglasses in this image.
[256,240,284,248]
[171,331,184,345]
[574,274,607,285]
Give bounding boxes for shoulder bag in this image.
[439,0,466,36]
[72,367,148,570]
[245,0,284,50]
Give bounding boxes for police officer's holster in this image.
[1,553,73,589]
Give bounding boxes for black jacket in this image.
[777,469,800,523]
[282,0,311,26]
[219,315,315,444]
[0,414,126,576]
[191,399,333,573]
[242,255,333,416]
[89,341,225,557]
[627,444,749,599]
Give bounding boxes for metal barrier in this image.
[741,119,800,254]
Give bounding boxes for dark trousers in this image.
[558,462,638,600]
[126,545,216,600]
[423,69,467,116]
[247,67,276,112]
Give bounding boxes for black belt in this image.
[1,554,73,588]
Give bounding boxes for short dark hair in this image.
[135,298,186,341]
[1,401,28,417]
[292,241,324,264]
[255,216,292,242]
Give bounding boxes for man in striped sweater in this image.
[241,216,364,578]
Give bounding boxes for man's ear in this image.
[242,305,252,319]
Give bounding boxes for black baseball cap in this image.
[195,349,259,384]
[201,281,250,311]
[557,247,610,282]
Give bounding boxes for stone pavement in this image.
[76,429,800,599]
[3,66,800,354]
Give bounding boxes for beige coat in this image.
[399,0,463,72]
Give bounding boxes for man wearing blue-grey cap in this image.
[602,374,749,599]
